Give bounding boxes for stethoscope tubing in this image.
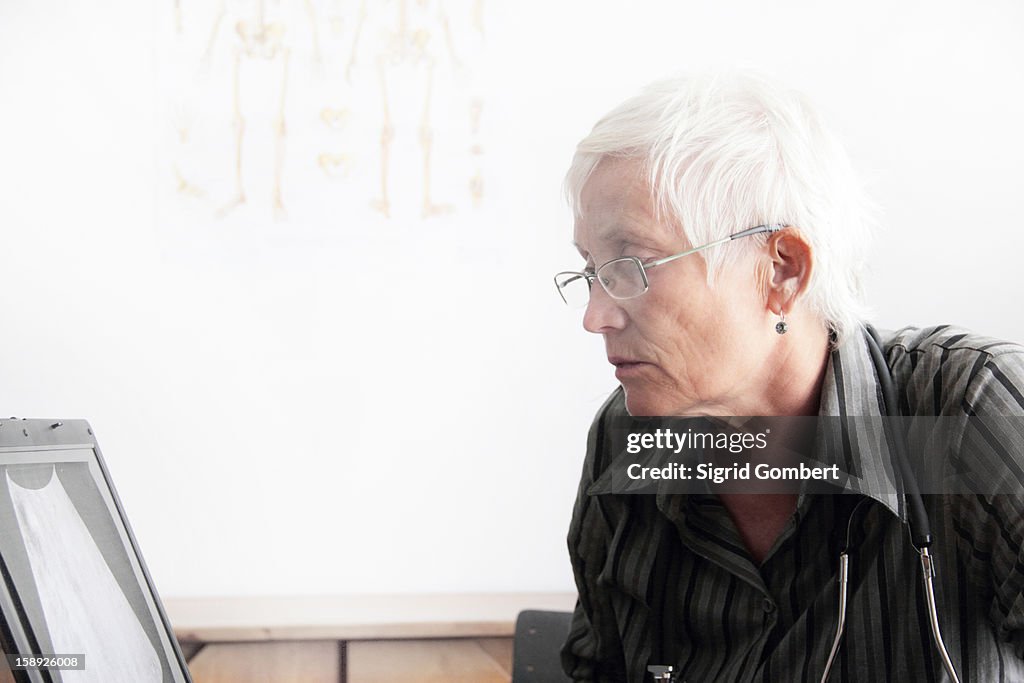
[819,327,961,683]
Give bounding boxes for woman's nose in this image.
[583,282,627,334]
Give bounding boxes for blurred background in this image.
[1,0,1022,606]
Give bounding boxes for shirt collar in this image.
[808,324,908,523]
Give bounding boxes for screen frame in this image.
[0,418,193,683]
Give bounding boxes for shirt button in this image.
[763,599,776,613]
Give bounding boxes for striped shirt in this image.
[561,324,1024,682]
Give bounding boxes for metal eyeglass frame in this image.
[554,223,786,306]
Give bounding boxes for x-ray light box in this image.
[0,419,192,683]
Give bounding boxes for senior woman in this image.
[555,71,1024,682]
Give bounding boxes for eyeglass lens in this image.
[556,258,648,308]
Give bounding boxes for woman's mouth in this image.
[610,358,651,379]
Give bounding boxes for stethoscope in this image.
[648,326,962,683]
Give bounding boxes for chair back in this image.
[511,609,574,683]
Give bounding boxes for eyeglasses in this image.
[554,223,785,308]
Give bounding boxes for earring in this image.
[775,312,788,335]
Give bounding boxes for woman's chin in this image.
[623,389,671,417]
[623,384,697,417]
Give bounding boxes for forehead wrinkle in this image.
[576,167,669,254]
[574,222,667,258]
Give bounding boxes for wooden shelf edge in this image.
[167,592,578,643]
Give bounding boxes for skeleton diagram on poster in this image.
[159,0,485,228]
[345,0,485,218]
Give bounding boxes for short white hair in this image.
[565,70,876,347]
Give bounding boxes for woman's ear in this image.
[765,226,814,315]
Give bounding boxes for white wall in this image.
[1,0,1022,598]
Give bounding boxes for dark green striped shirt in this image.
[562,324,1024,682]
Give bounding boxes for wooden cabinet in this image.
[167,593,575,683]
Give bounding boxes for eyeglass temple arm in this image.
[731,223,785,240]
[649,224,785,269]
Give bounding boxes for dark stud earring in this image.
[775,313,788,335]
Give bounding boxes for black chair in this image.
[512,609,574,683]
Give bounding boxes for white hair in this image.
[565,70,876,347]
